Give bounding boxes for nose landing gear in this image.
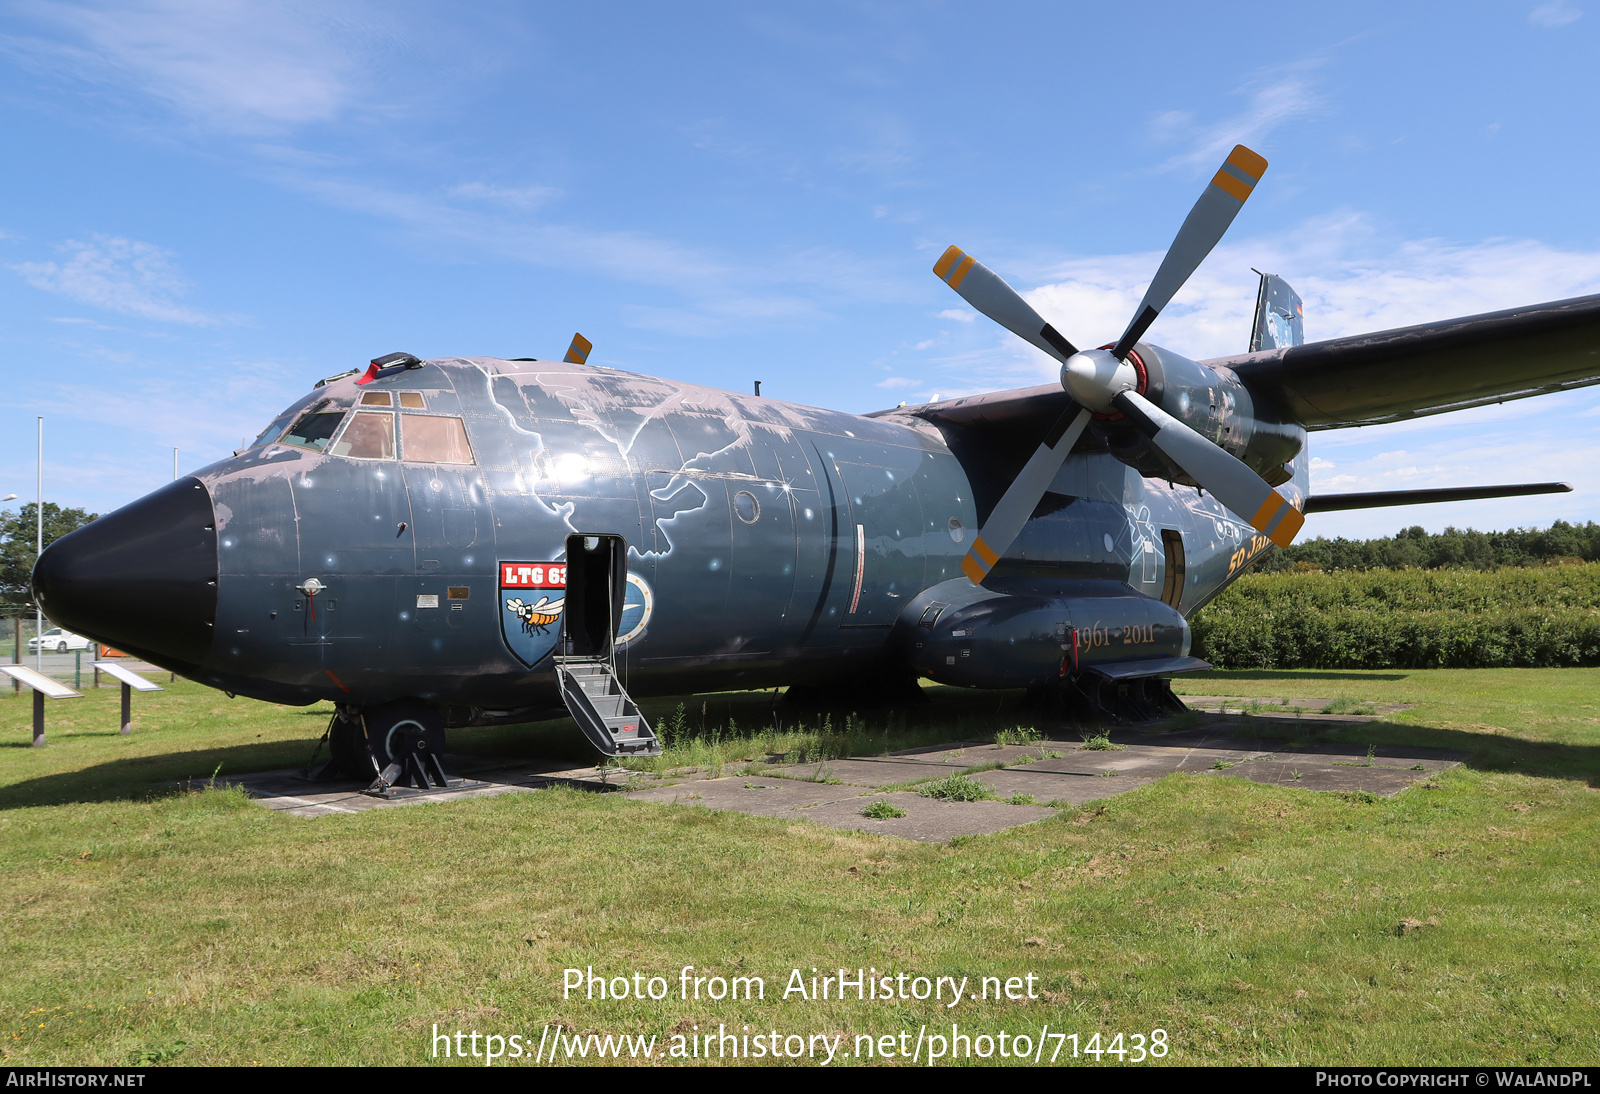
[308,700,473,797]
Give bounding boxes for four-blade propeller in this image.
[934,143,1302,588]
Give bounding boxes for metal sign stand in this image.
[0,665,83,746]
[91,661,163,734]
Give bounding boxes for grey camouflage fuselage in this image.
[179,353,1302,708]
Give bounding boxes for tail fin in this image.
[1249,271,1304,351]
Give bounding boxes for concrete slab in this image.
[924,741,1081,767]
[764,756,967,788]
[226,753,680,817]
[1207,758,1442,796]
[624,776,867,816]
[226,719,1467,839]
[967,767,1157,805]
[1027,742,1273,778]
[1261,742,1468,768]
[791,791,1056,842]
[227,765,556,818]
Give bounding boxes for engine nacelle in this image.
[1100,343,1305,484]
[893,577,1191,689]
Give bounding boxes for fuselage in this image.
[33,355,1307,709]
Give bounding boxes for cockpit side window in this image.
[249,408,301,449]
[281,408,347,452]
[331,411,396,459]
[401,415,475,464]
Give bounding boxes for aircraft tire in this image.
[361,700,447,778]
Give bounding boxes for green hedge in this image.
[1190,563,1600,668]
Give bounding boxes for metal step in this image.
[555,656,660,757]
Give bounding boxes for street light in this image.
[1,494,15,503]
[36,418,42,671]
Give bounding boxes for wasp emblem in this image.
[505,595,565,635]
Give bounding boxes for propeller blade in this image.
[564,333,593,365]
[1112,389,1304,547]
[960,405,1092,585]
[933,246,1079,364]
[1110,145,1267,360]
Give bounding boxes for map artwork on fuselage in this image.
[500,561,655,668]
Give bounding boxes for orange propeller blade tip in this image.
[1227,145,1268,178]
[933,245,963,279]
[564,333,593,365]
[1269,506,1305,548]
[1212,146,1269,202]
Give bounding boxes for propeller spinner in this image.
[934,143,1301,587]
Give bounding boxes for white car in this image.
[27,628,94,654]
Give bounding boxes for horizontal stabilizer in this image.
[1305,482,1572,514]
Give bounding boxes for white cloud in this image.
[1012,215,1600,376]
[1530,1,1582,28]
[1300,386,1600,537]
[875,376,919,389]
[273,173,917,336]
[12,235,222,324]
[5,0,381,132]
[937,308,975,323]
[1151,64,1323,174]
[448,182,562,209]
[912,218,1600,534]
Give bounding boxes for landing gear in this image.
[305,700,467,795]
[1027,673,1188,724]
[358,700,453,795]
[327,707,374,779]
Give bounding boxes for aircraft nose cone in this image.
[31,476,218,670]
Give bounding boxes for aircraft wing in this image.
[1208,292,1600,430]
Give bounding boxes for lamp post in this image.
[36,418,43,672]
[3,493,14,692]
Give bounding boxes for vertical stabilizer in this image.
[1249,271,1305,351]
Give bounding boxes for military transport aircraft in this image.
[32,145,1590,791]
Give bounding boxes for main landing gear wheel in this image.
[358,700,452,795]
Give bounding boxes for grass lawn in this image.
[1,669,1596,1067]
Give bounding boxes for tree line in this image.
[1252,521,1600,573]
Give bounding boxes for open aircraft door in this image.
[555,534,659,757]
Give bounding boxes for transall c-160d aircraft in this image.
[31,145,1591,790]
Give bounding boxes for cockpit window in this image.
[331,411,395,459]
[249,408,300,449]
[401,415,475,464]
[359,391,393,407]
[398,392,426,409]
[281,410,347,452]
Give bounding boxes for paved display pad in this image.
[227,714,1467,840]
[625,777,866,816]
[223,759,641,819]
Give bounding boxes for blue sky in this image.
[2,0,1598,539]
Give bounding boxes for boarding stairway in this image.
[556,657,660,757]
[556,532,661,758]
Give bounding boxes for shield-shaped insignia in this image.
[500,562,566,668]
[499,562,655,668]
